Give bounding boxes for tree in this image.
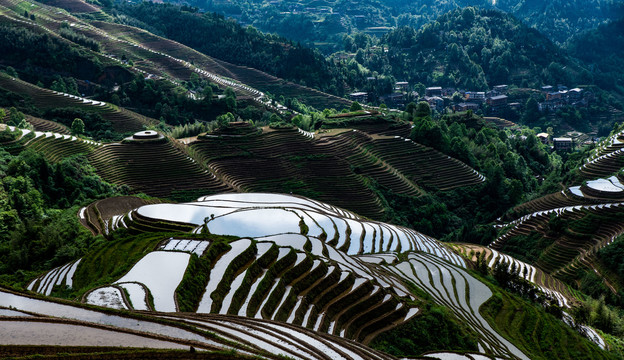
[202,86,213,105]
[414,101,431,119]
[350,101,363,112]
[16,119,32,131]
[110,94,121,106]
[224,87,236,110]
[50,78,67,93]
[521,98,540,125]
[71,118,85,135]
[216,112,235,128]
[414,83,426,97]
[8,108,24,127]
[5,66,18,78]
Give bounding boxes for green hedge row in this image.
[210,242,257,313]
[176,240,231,312]
[228,244,279,315]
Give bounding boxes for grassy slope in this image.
[370,303,480,357]
[71,231,166,293]
[481,286,616,360]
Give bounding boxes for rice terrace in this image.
[1,0,624,358]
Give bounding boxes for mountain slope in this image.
[568,17,624,96]
[372,7,587,90]
[175,0,623,46]
[27,193,614,359]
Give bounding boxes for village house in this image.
[487,95,508,107]
[536,132,549,144]
[465,91,486,103]
[395,81,409,92]
[381,93,405,107]
[425,86,442,97]
[424,96,444,111]
[349,92,368,103]
[553,137,573,151]
[492,85,508,94]
[454,102,479,112]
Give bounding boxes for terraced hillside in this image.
[506,174,624,220]
[0,126,100,161]
[78,195,161,236]
[365,135,485,191]
[25,115,70,134]
[88,136,231,199]
[492,197,624,291]
[453,244,575,307]
[38,0,101,14]
[483,117,518,129]
[0,287,401,360]
[188,125,484,218]
[29,192,615,358]
[508,189,602,219]
[89,20,352,111]
[0,74,156,133]
[32,193,545,359]
[376,252,527,357]
[3,119,484,219]
[0,0,349,113]
[5,283,594,360]
[580,129,624,179]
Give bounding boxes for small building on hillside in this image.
[465,91,486,103]
[336,53,351,61]
[425,86,442,97]
[546,92,563,101]
[364,27,394,36]
[493,85,508,94]
[541,85,554,92]
[487,95,508,107]
[381,93,405,107]
[553,137,573,151]
[568,88,583,101]
[536,132,549,144]
[424,96,444,111]
[395,81,409,92]
[454,102,479,112]
[442,87,457,96]
[349,92,368,103]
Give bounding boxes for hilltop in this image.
[159,0,623,46]
[362,8,587,90]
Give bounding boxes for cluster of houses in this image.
[538,85,592,111]
[350,82,593,117]
[424,85,516,114]
[348,82,599,153]
[349,83,517,114]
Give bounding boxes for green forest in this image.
[157,0,623,48]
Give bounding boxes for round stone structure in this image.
[132,130,160,139]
